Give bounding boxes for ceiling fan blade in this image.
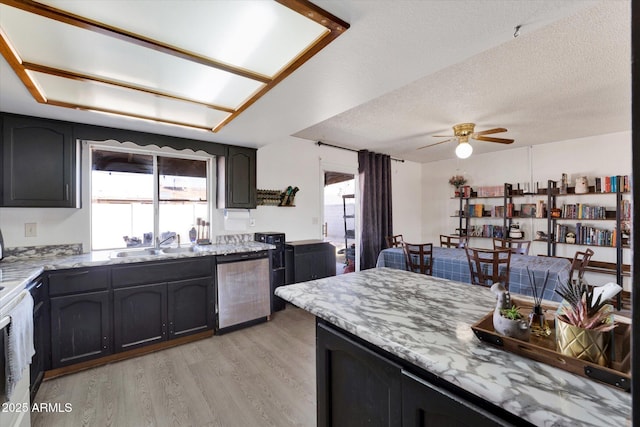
[474,135,514,144]
[472,127,507,136]
[432,134,454,138]
[417,138,454,150]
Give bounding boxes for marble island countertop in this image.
[0,241,273,310]
[275,267,631,427]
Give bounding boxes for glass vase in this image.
[528,305,551,337]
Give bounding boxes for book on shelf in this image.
[598,175,631,193]
[520,203,536,217]
[475,185,503,197]
[535,200,546,218]
[468,224,505,238]
[560,203,610,219]
[467,204,485,217]
[506,203,514,218]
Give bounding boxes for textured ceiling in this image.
[0,1,630,163]
[294,0,631,162]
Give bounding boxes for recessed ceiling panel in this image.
[31,71,231,130]
[0,0,348,132]
[36,0,330,78]
[0,5,265,109]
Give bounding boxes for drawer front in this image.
[49,267,109,296]
[112,257,213,288]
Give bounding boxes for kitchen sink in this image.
[111,246,199,258]
[160,246,198,254]
[112,248,165,258]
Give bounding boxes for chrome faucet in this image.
[156,233,178,249]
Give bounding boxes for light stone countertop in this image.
[0,241,273,311]
[275,267,631,427]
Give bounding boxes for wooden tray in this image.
[471,301,631,392]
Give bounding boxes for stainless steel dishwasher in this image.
[216,250,271,333]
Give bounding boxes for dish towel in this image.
[4,290,35,400]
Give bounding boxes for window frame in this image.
[88,141,215,251]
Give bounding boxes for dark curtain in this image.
[358,150,393,270]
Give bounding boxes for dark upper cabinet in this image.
[317,322,402,427]
[1,114,79,207]
[218,145,257,209]
[50,290,111,368]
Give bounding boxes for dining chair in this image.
[386,234,404,248]
[492,238,531,255]
[402,242,433,275]
[568,248,595,281]
[465,247,512,289]
[439,234,468,248]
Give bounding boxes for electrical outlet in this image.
[25,222,37,237]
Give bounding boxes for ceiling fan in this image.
[418,123,514,158]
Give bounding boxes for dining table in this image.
[376,246,571,302]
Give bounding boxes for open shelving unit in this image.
[342,194,356,264]
[449,177,631,309]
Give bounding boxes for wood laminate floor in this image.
[32,306,316,427]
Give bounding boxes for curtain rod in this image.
[316,141,405,163]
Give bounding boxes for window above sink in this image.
[90,143,213,251]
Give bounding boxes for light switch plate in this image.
[25,222,37,237]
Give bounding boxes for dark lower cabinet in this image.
[44,257,214,373]
[317,322,402,427]
[50,291,111,368]
[317,321,517,427]
[29,276,48,402]
[401,371,511,427]
[168,277,214,339]
[286,240,337,284]
[114,283,168,352]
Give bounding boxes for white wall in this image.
[253,137,423,243]
[422,130,631,288]
[0,135,423,255]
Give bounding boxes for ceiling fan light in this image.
[455,141,473,159]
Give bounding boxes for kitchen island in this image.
[275,267,631,426]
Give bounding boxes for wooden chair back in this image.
[386,234,404,248]
[465,247,512,288]
[569,248,595,281]
[439,234,468,248]
[492,238,531,255]
[402,242,433,275]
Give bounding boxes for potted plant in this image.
[449,175,467,196]
[491,283,531,341]
[554,279,616,366]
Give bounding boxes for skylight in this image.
[0,0,348,132]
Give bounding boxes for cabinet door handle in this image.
[61,270,90,277]
[65,184,69,201]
